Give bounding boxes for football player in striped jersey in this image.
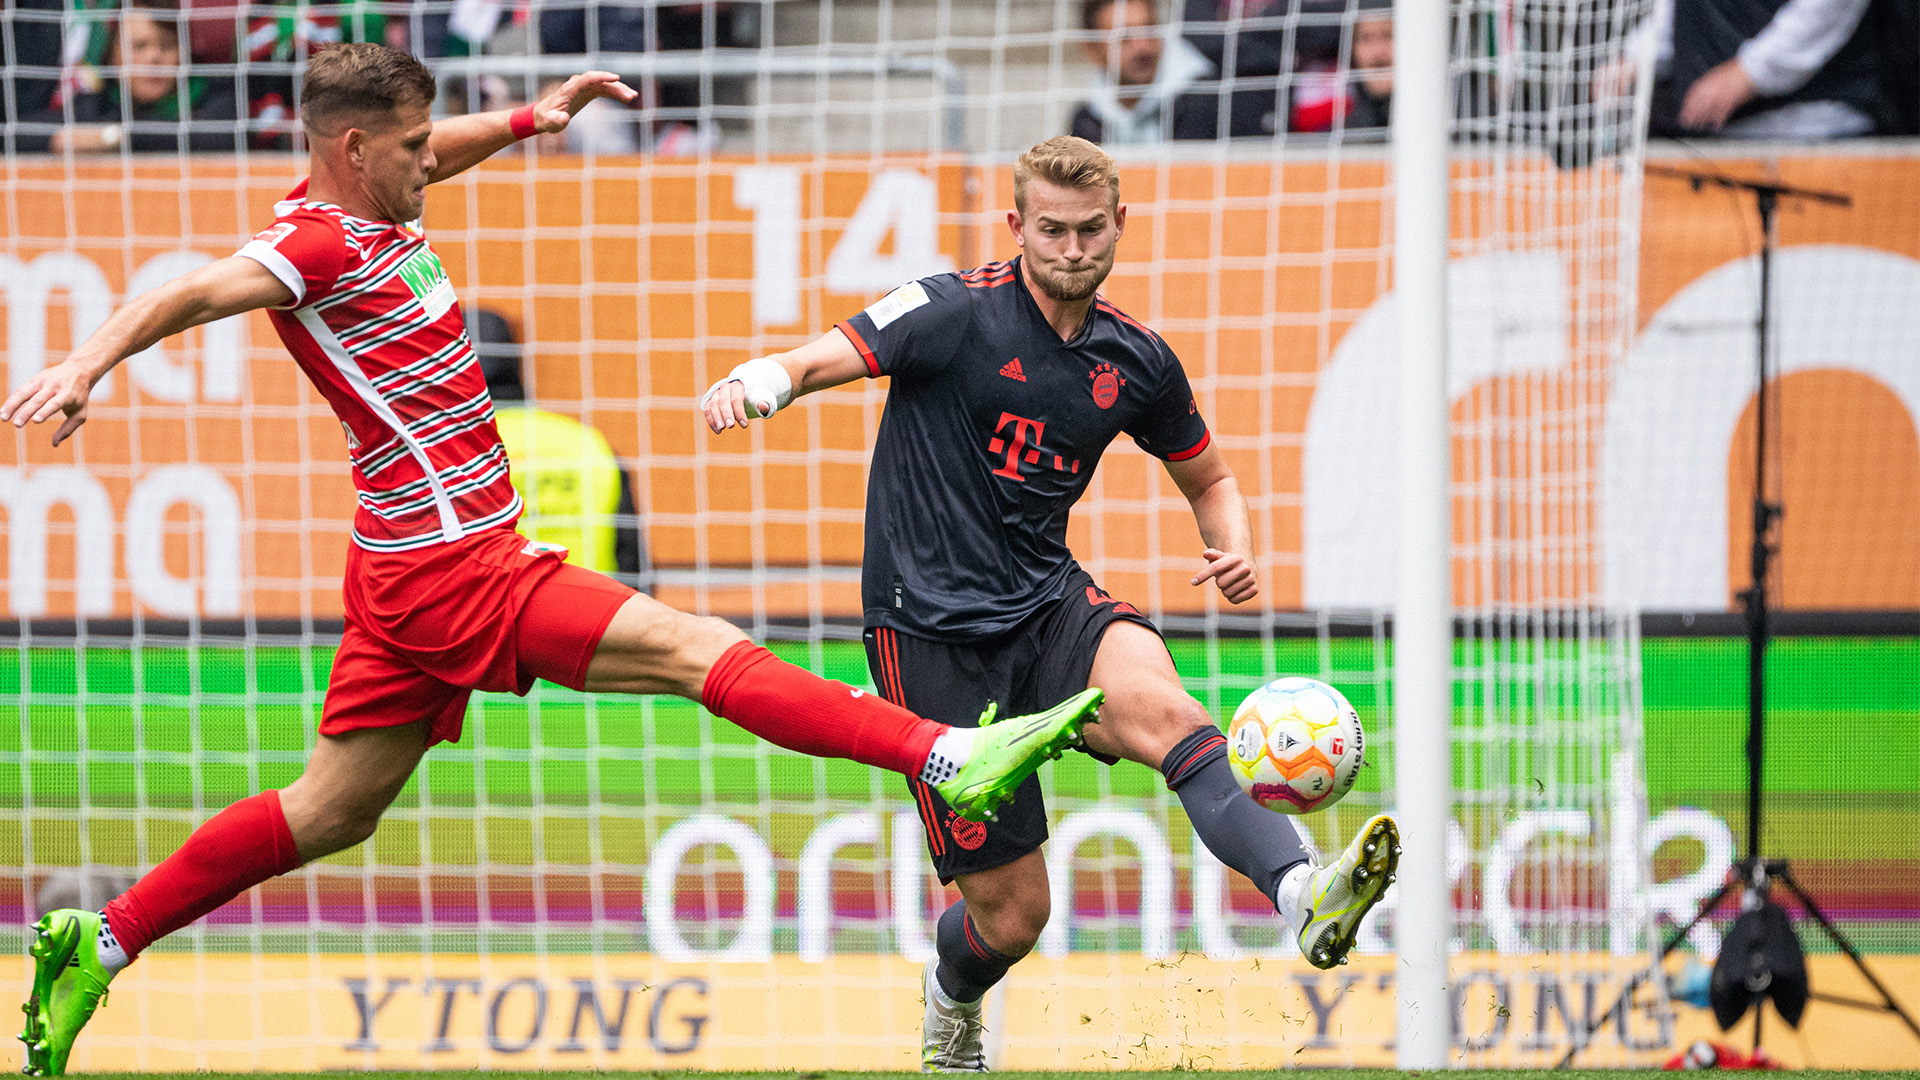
[3,44,1100,1075]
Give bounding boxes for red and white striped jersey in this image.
[238,180,521,552]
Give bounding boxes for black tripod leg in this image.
[1554,876,1740,1069]
[1777,867,1920,1042]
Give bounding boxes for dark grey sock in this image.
[933,899,1023,1004]
[1161,727,1311,908]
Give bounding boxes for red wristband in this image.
[509,104,538,140]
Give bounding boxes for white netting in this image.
[1,0,1663,1069]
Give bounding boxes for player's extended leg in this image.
[922,852,1051,1072]
[1084,622,1398,969]
[563,588,1099,822]
[1084,622,1313,898]
[21,721,431,1076]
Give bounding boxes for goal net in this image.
[0,0,1697,1069]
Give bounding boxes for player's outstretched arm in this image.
[699,327,870,432]
[1165,443,1259,604]
[0,256,292,446]
[427,72,637,183]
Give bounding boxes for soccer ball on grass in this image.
[1225,676,1364,815]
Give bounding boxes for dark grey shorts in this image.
[864,569,1164,883]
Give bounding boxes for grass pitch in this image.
[54,1072,1920,1080]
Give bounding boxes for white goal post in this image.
[1392,0,1454,1066]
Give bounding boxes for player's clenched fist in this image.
[700,356,793,432]
[1192,547,1258,604]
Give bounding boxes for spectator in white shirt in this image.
[1657,0,1881,138]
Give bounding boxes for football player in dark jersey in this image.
[703,136,1399,1071]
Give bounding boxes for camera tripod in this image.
[1558,166,1917,1068]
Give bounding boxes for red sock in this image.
[103,789,303,959]
[702,641,943,776]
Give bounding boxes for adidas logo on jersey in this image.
[1000,358,1026,382]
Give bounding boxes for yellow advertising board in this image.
[60,951,1920,1072]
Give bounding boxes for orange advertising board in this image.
[2,151,1916,619]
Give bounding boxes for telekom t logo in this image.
[988,412,1045,480]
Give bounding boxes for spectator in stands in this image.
[1069,0,1225,143]
[529,3,751,154]
[471,310,647,589]
[241,0,385,150]
[1289,2,1391,134]
[1655,0,1883,137]
[1181,0,1324,137]
[20,0,239,154]
[1869,0,1918,135]
[4,0,66,139]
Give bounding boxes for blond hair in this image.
[1014,136,1121,213]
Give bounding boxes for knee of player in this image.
[978,895,1050,957]
[662,610,745,654]
[677,614,749,668]
[317,798,387,852]
[1168,694,1214,734]
[702,615,750,651]
[1137,692,1215,747]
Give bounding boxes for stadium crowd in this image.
[1,0,1915,154]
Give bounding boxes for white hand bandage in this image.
[700,356,794,420]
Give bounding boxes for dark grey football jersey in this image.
[839,257,1211,640]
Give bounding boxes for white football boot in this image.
[920,959,988,1072]
[1287,814,1400,969]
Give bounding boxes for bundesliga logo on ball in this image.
[1226,677,1364,815]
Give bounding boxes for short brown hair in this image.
[1014,136,1121,213]
[300,43,437,135]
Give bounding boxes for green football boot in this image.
[1290,814,1400,969]
[935,687,1102,823]
[19,909,116,1076]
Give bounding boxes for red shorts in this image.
[322,527,635,747]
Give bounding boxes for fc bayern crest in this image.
[946,811,987,850]
[1088,362,1126,409]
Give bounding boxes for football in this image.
[1225,676,1364,815]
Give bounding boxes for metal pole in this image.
[1745,191,1777,865]
[1392,0,1453,1068]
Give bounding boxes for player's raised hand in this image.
[1,356,99,447]
[700,356,795,432]
[1192,547,1257,604]
[700,377,757,432]
[533,71,639,133]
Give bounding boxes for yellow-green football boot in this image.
[934,688,1102,822]
[19,910,116,1076]
[1291,814,1400,969]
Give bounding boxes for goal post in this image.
[1390,0,1453,1066]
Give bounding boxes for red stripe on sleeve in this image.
[837,320,881,377]
[1166,429,1212,461]
[1096,299,1163,344]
